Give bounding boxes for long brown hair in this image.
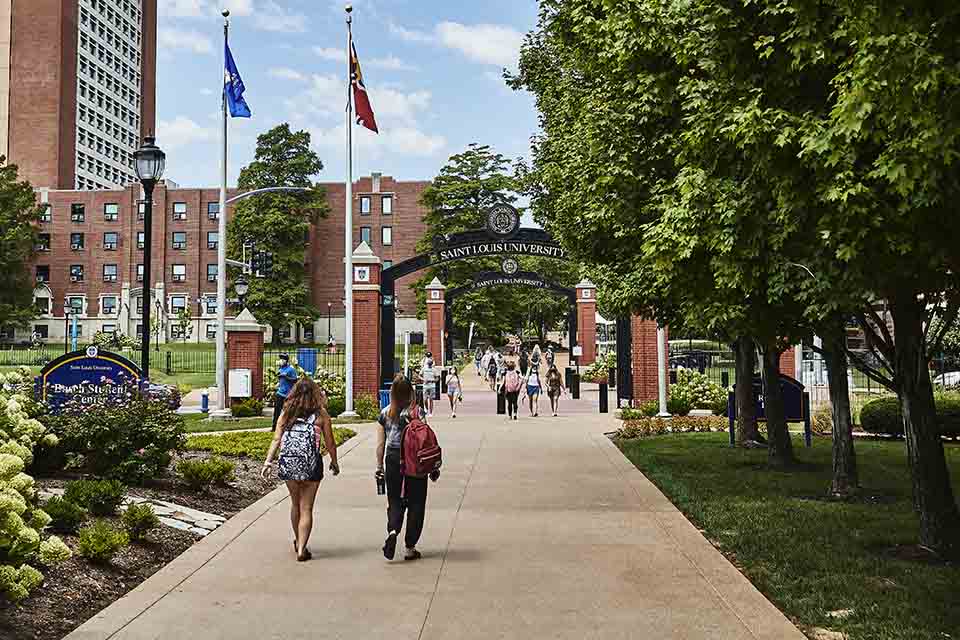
[387,374,413,423]
[278,378,327,431]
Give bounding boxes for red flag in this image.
[350,39,378,133]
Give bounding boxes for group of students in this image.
[474,344,567,418]
[416,351,464,420]
[261,373,441,563]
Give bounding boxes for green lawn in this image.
[616,433,960,640]
[186,427,356,458]
[183,412,372,433]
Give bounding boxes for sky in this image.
[155,0,542,188]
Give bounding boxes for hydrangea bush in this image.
[0,367,71,603]
[670,368,728,414]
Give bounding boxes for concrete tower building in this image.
[0,0,156,190]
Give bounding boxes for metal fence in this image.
[264,348,346,377]
[668,340,738,388]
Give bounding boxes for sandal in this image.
[297,547,312,562]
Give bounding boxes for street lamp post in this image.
[134,136,165,379]
[235,275,249,307]
[327,302,333,344]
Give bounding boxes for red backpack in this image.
[401,407,442,479]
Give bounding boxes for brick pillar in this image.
[225,309,266,409]
[630,316,668,403]
[425,277,446,364]
[576,279,597,366]
[779,345,797,378]
[351,242,382,397]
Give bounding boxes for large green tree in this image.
[0,157,43,332]
[228,124,330,343]
[415,144,577,345]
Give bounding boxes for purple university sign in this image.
[36,347,142,411]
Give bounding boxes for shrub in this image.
[638,400,659,417]
[64,479,126,516]
[122,503,160,541]
[231,397,264,418]
[187,427,356,458]
[619,406,647,420]
[326,396,345,417]
[43,496,86,532]
[313,369,346,397]
[47,397,186,483]
[666,396,693,416]
[92,330,140,351]
[616,415,727,439]
[859,394,960,437]
[812,403,833,436]
[77,520,129,564]
[671,368,727,411]
[177,457,236,491]
[354,394,380,421]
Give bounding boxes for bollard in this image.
[441,369,448,394]
[165,350,172,375]
[608,367,616,388]
[496,388,506,414]
[721,371,730,389]
[570,372,581,400]
[727,391,736,447]
[201,391,209,414]
[599,382,608,413]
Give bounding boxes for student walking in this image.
[272,354,300,431]
[421,352,437,418]
[503,362,522,420]
[486,350,499,391]
[376,377,439,561]
[446,366,463,418]
[474,347,483,376]
[525,364,543,417]
[546,364,565,417]
[261,378,340,562]
[519,348,529,377]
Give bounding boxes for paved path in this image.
[68,370,804,640]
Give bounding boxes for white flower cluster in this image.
[0,372,70,603]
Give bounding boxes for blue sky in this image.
[156,0,541,187]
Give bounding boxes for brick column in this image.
[425,277,446,364]
[351,242,382,397]
[630,316,669,403]
[576,279,597,366]
[225,308,266,409]
[779,345,797,379]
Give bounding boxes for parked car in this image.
[933,371,960,388]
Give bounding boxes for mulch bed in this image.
[1,451,280,640]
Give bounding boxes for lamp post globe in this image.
[134,135,165,379]
[235,275,250,305]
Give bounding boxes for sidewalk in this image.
[67,372,804,640]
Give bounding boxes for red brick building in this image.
[18,173,429,344]
[0,0,157,190]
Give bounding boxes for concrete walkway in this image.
[67,370,804,640]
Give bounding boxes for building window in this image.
[170,295,187,314]
[172,231,186,250]
[36,234,50,252]
[102,296,117,315]
[137,264,143,282]
[302,325,314,342]
[382,195,392,215]
[33,324,48,339]
[136,323,143,338]
[35,265,50,283]
[39,205,52,223]
[35,297,50,315]
[102,264,118,282]
[171,324,185,339]
[104,203,119,221]
[381,226,393,246]
[172,264,186,282]
[137,231,144,249]
[360,196,371,215]
[207,231,218,250]
[71,203,85,222]
[103,231,119,250]
[207,264,218,282]
[207,202,219,220]
[137,201,145,220]
[205,297,217,315]
[360,226,371,245]
[172,202,187,220]
[135,296,143,314]
[102,323,116,334]
[71,233,85,250]
[206,323,217,339]
[67,296,84,314]
[70,265,84,282]
[383,260,393,270]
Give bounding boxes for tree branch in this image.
[846,349,897,391]
[856,312,896,370]
[929,296,960,357]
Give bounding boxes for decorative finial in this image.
[345,4,353,13]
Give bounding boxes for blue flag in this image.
[224,41,251,118]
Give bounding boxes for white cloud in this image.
[369,55,418,72]
[313,47,347,63]
[254,0,307,33]
[159,0,301,30]
[269,67,309,82]
[388,21,433,44]
[157,116,217,149]
[435,22,523,67]
[158,0,206,17]
[158,28,214,54]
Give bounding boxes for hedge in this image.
[860,394,960,437]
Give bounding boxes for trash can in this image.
[378,389,391,410]
[297,348,317,374]
[565,366,575,389]
[201,391,209,414]
[608,367,617,388]
[570,372,581,400]
[599,382,608,413]
[441,369,448,394]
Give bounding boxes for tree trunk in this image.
[889,294,960,559]
[734,336,760,444]
[821,320,858,496]
[761,342,794,468]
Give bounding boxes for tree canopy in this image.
[0,157,43,331]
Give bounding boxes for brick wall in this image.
[577,297,597,366]
[779,346,796,379]
[631,317,668,403]
[426,299,444,363]
[352,259,382,397]
[226,330,264,404]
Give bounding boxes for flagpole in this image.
[343,4,356,416]
[214,9,230,415]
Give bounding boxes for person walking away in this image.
[446,366,463,418]
[474,347,483,376]
[526,364,543,417]
[421,352,437,417]
[546,347,555,367]
[272,354,299,431]
[261,378,340,562]
[503,362,522,420]
[376,376,439,561]
[530,344,542,369]
[546,364,564,416]
[519,348,529,377]
[487,350,499,391]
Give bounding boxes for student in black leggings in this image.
[502,361,522,420]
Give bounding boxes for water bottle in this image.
[376,470,386,496]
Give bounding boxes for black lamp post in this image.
[327,302,333,344]
[134,136,165,379]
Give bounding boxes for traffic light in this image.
[251,250,274,277]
